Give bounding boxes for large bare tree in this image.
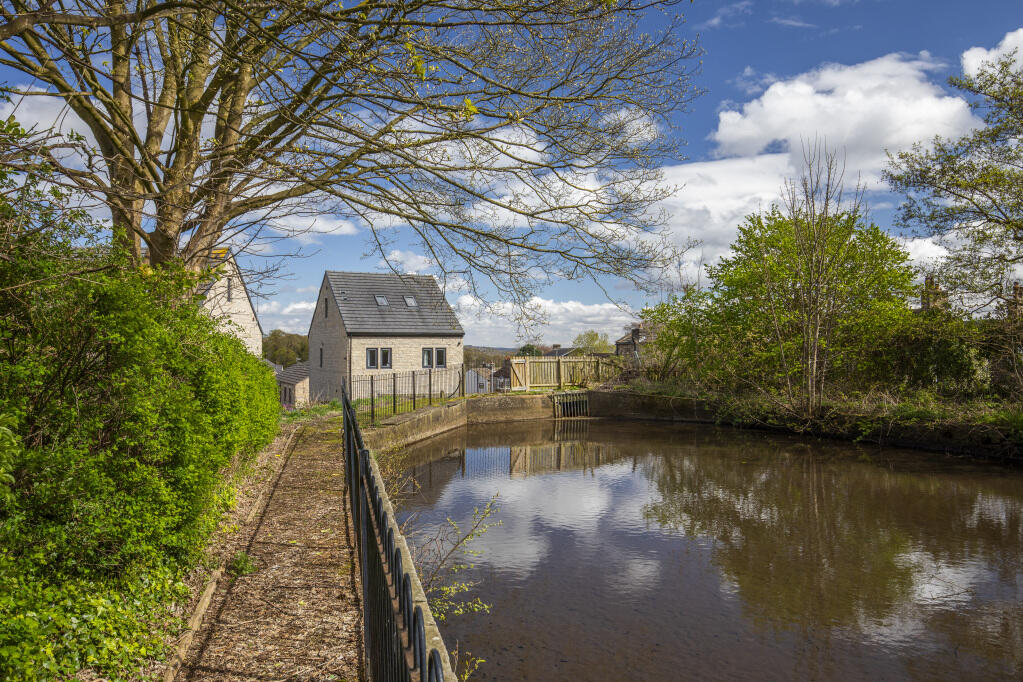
[0,0,700,304]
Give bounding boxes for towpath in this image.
[174,416,364,681]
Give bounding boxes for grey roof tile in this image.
[325,271,464,336]
[278,361,309,384]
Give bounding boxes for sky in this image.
[254,1,1023,346]
[5,2,1023,347]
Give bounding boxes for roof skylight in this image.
[404,295,418,307]
[375,295,389,306]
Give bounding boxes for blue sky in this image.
[4,2,1022,346]
[253,2,1023,345]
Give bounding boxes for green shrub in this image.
[0,220,278,677]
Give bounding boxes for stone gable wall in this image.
[308,276,348,403]
[202,258,262,355]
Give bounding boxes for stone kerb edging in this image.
[364,439,455,679]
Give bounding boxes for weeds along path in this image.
[176,416,364,681]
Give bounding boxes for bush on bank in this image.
[0,211,278,678]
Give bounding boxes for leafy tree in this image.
[885,51,1023,307]
[643,147,917,416]
[0,0,701,309]
[707,207,914,416]
[263,329,308,368]
[517,343,543,357]
[572,329,613,354]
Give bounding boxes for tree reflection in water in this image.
[641,436,1023,670]
[398,420,1023,679]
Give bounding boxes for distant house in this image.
[308,271,465,402]
[544,344,582,357]
[277,362,309,409]
[466,365,511,394]
[615,324,649,359]
[200,249,263,355]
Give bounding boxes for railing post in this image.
[412,371,416,410]
[392,372,397,416]
[460,364,466,398]
[428,368,433,405]
[369,374,375,422]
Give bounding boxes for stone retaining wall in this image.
[363,389,1020,461]
[587,390,716,423]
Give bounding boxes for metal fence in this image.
[342,385,454,682]
[346,357,618,423]
[346,364,510,422]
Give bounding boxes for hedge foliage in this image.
[0,185,279,678]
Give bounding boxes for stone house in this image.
[615,323,649,359]
[277,361,309,409]
[307,271,465,403]
[200,249,263,355]
[544,344,582,357]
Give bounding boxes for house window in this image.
[366,348,379,369]
[380,348,392,369]
[404,295,418,307]
[375,295,389,306]
[422,347,447,368]
[319,347,323,368]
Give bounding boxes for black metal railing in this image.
[342,385,453,681]
[347,363,511,423]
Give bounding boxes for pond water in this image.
[396,419,1023,681]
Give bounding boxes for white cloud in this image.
[962,27,1023,76]
[710,52,979,186]
[657,154,795,271]
[282,301,316,315]
[769,16,816,29]
[899,236,948,271]
[699,1,752,30]
[378,249,434,274]
[731,66,779,96]
[651,49,987,279]
[456,295,636,346]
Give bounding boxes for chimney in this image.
[552,344,561,349]
[631,326,641,343]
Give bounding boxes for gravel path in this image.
[176,417,364,681]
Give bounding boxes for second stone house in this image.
[307,271,465,402]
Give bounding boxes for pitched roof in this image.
[324,271,464,337]
[278,361,309,385]
[262,358,284,377]
[545,346,580,357]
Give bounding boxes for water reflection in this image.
[399,420,1023,680]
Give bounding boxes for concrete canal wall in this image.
[363,393,553,452]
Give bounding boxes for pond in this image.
[396,419,1023,681]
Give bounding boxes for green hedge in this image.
[0,236,279,678]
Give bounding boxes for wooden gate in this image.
[508,356,613,390]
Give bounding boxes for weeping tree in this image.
[0,0,701,307]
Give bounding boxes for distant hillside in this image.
[465,345,518,353]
